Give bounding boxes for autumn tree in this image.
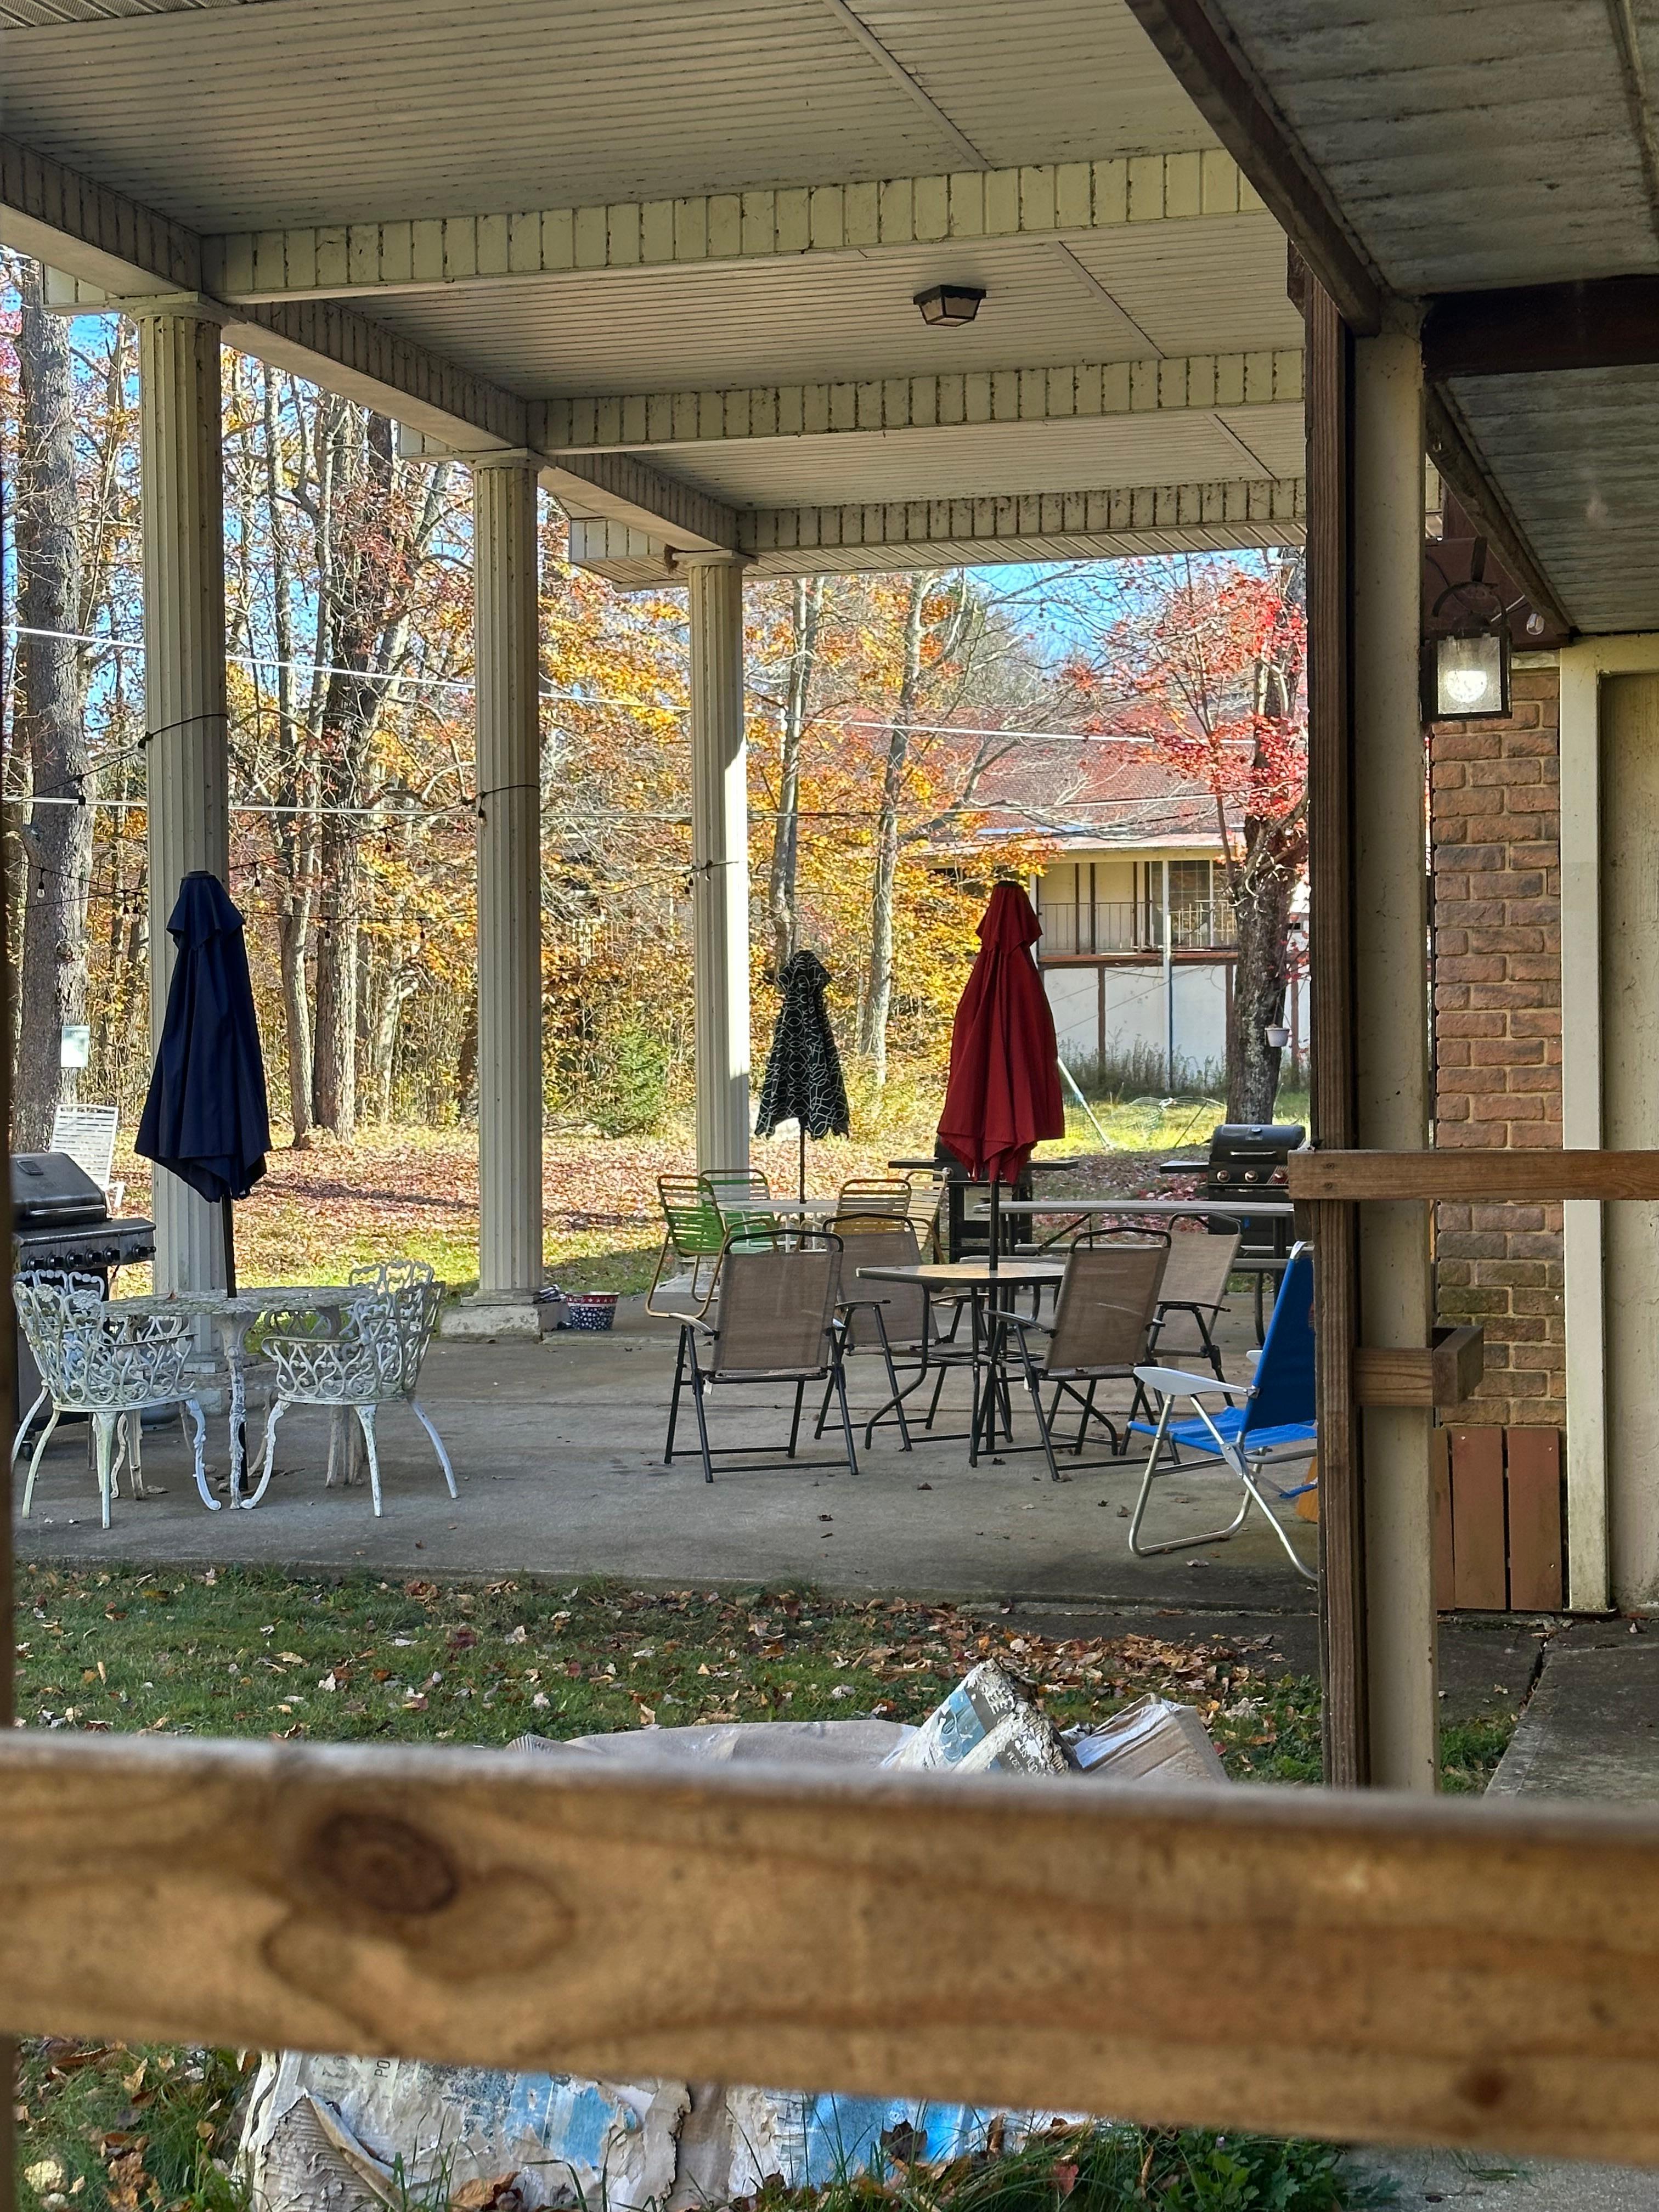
[1070,553,1307,1121]
[9,259,94,1149]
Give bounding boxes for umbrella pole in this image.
[221,1194,238,1298]
[799,1124,807,1204]
[989,1175,1000,1273]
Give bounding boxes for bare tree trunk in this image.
[263,369,318,1143]
[307,413,446,1141]
[857,573,927,1086]
[766,577,821,977]
[1226,848,1294,1122]
[312,809,361,1137]
[13,261,93,1153]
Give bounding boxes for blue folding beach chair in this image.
[1127,1240,1317,1583]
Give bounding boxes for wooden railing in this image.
[5,1733,1659,2168]
[1289,1150,1659,1203]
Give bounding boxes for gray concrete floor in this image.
[1488,1624,1659,1804]
[12,1300,1323,1605]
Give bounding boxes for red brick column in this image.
[1430,665,1564,1428]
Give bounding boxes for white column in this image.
[1558,641,1610,1612]
[449,457,545,1337]
[138,305,229,1295]
[686,555,751,1175]
[1352,320,1437,1790]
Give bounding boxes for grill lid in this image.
[11,1151,109,1227]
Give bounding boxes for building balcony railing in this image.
[1036,899,1237,957]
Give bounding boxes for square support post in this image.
[1352,319,1436,1791]
[1306,284,1438,1789]
[137,305,230,1296]
[685,555,751,1176]
[451,456,544,1339]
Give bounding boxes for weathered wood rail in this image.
[1288,1149,1659,1203]
[5,1734,1659,2168]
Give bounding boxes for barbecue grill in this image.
[1162,1122,1305,1333]
[12,1151,156,1425]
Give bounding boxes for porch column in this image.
[460,456,543,1336]
[137,304,229,1295]
[685,555,751,1175]
[1352,318,1437,1790]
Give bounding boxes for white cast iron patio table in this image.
[106,1284,382,1508]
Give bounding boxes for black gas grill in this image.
[1203,1122,1304,1239]
[12,1152,156,1418]
[1163,1122,1305,1336]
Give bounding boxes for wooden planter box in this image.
[1432,1425,1565,1611]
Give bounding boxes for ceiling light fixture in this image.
[914,284,985,327]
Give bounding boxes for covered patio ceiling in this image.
[1125,0,1659,639]
[1,0,1307,580]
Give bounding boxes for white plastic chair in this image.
[13,1272,212,1527]
[50,1102,125,1212]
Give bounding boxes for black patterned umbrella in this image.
[754,950,850,1199]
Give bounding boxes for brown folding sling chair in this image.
[664,1231,859,1481]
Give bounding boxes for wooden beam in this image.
[1303,274,1367,1787]
[1424,387,1573,642]
[9,1736,1659,2164]
[1422,277,1659,382]
[1116,0,1383,335]
[198,153,1267,302]
[1289,1150,1659,1203]
[537,351,1304,453]
[1353,1327,1485,1410]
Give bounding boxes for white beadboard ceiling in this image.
[4,0,1312,548]
[353,220,1295,399]
[629,408,1305,508]
[2,0,1216,231]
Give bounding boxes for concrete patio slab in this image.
[13,1323,1321,1607]
[1487,1637,1659,1804]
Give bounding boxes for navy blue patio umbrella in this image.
[136,871,271,1293]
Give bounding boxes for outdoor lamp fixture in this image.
[1425,538,1516,721]
[914,283,985,327]
[1430,628,1511,721]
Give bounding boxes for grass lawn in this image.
[14,1561,1506,2212]
[99,1091,1267,1305]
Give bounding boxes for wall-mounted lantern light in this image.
[1429,628,1511,721]
[913,284,985,327]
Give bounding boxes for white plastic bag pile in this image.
[238,1664,1226,2212]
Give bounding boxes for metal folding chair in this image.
[645,1176,728,1317]
[815,1214,972,1451]
[1127,1240,1317,1583]
[835,1177,912,1222]
[665,1231,858,1481]
[989,1235,1170,1481]
[1146,1227,1241,1380]
[698,1166,781,1243]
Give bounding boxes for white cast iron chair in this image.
[249,1264,455,1516]
[13,1271,213,1528]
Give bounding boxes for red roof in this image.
[957,737,1243,850]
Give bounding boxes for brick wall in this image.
[1429,664,1564,1427]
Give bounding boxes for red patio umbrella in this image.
[937,882,1065,1270]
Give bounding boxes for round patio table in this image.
[854,1257,1066,1462]
[108,1284,381,1508]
